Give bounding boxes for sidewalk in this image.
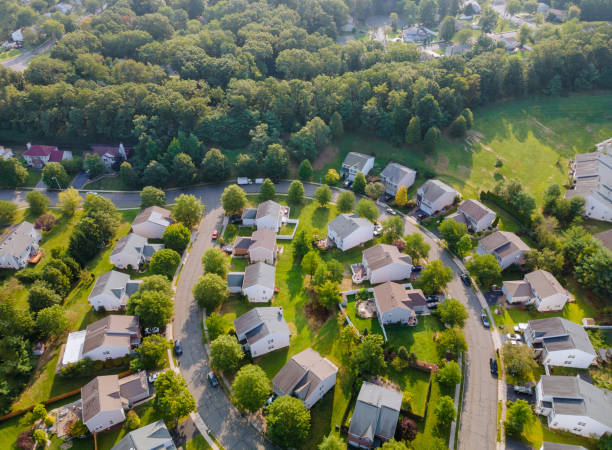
[190,412,219,450]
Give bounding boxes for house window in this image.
[573,427,582,432]
[268,339,273,344]
[564,361,572,365]
[568,355,575,359]
[578,422,586,426]
[268,346,274,350]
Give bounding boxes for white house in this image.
[373,281,421,327]
[23,143,72,169]
[348,382,402,449]
[11,29,23,43]
[88,271,142,311]
[524,318,597,369]
[110,233,164,269]
[340,152,375,181]
[247,229,277,264]
[535,375,612,438]
[477,231,530,269]
[403,25,437,43]
[112,420,176,450]
[131,206,173,240]
[62,316,141,366]
[255,200,287,232]
[233,307,290,358]
[273,348,338,409]
[362,244,412,285]
[502,270,570,312]
[565,140,612,222]
[448,199,496,232]
[380,163,416,195]
[86,144,128,169]
[327,214,374,251]
[0,146,14,160]
[242,262,276,303]
[0,222,41,269]
[417,180,459,215]
[82,372,149,433]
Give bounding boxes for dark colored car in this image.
[481,312,490,328]
[426,295,439,302]
[228,214,242,225]
[490,357,498,375]
[460,273,471,286]
[412,265,424,272]
[207,371,219,387]
[174,340,183,356]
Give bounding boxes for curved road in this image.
[0,182,497,449]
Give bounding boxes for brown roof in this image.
[256,200,281,220]
[250,229,276,252]
[363,244,411,271]
[119,371,149,403]
[81,375,122,423]
[594,229,612,252]
[132,206,172,227]
[403,289,427,308]
[525,270,566,299]
[479,231,529,254]
[503,280,533,298]
[273,348,337,399]
[373,281,411,314]
[82,316,139,355]
[458,199,495,222]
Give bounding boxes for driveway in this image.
[71,171,90,189]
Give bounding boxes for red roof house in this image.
[23,143,72,168]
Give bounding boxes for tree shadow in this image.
[312,207,330,230]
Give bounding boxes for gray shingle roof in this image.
[349,382,402,441]
[82,316,139,355]
[112,420,176,450]
[418,179,456,203]
[81,375,122,423]
[328,214,373,239]
[242,208,257,220]
[342,152,373,171]
[111,233,147,257]
[373,281,412,314]
[242,262,275,290]
[381,163,416,185]
[479,231,530,255]
[256,200,281,220]
[503,280,533,298]
[273,348,337,400]
[540,375,612,429]
[233,307,290,345]
[528,317,596,356]
[0,221,38,259]
[363,244,411,271]
[132,206,172,227]
[89,270,131,299]
[525,270,566,299]
[118,371,149,403]
[458,199,495,222]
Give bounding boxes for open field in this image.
[315,94,612,204]
[83,175,126,191]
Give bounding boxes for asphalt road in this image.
[0,39,56,71]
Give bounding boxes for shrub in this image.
[397,417,418,441]
[126,410,141,430]
[70,420,89,438]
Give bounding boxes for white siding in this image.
[83,344,132,362]
[89,294,122,311]
[249,332,290,357]
[380,306,413,325]
[473,212,496,232]
[369,263,412,285]
[549,414,612,438]
[85,409,126,433]
[243,284,274,303]
[542,349,596,369]
[536,293,569,312]
[304,373,337,409]
[110,252,142,270]
[583,195,612,222]
[338,227,374,251]
[256,216,280,232]
[132,222,166,239]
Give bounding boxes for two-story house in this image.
[341,152,375,182]
[373,281,425,327]
[131,206,173,240]
[233,307,290,358]
[23,143,72,169]
[273,348,338,409]
[327,214,374,251]
[535,375,612,438]
[477,231,530,270]
[502,270,570,312]
[110,233,164,270]
[0,221,41,269]
[416,180,459,215]
[233,229,277,265]
[524,318,597,369]
[448,199,496,232]
[88,271,142,311]
[241,261,276,303]
[362,244,412,284]
[380,163,417,195]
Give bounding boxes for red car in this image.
[212,230,218,240]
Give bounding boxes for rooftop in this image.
[256,200,281,220]
[363,244,411,271]
[89,270,141,303]
[458,199,495,222]
[242,262,275,289]
[373,281,413,314]
[342,152,373,171]
[503,280,533,298]
[528,317,595,356]
[132,206,173,228]
[381,163,416,184]
[112,420,176,450]
[250,228,277,252]
[349,382,402,441]
[273,348,338,400]
[525,270,566,299]
[0,221,38,258]
[81,375,122,423]
[418,179,457,204]
[479,231,530,254]
[328,214,373,239]
[233,307,289,344]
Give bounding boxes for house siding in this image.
[369,263,412,285]
[83,344,132,362]
[89,294,123,311]
[85,409,126,433]
[535,293,569,312]
[249,332,290,357]
[305,373,337,409]
[243,284,274,303]
[542,349,595,369]
[256,216,280,232]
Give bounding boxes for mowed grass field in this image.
[316,93,612,204]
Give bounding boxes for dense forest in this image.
[0,0,611,184]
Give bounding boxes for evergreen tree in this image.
[298,160,313,180]
[423,127,441,152]
[329,111,344,140]
[405,116,421,144]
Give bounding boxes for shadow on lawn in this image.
[312,207,330,230]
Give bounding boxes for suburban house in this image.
[0,146,14,160]
[112,420,176,450]
[347,382,402,448]
[86,144,128,169]
[524,318,597,369]
[233,307,290,358]
[448,199,496,232]
[131,206,173,239]
[476,231,530,269]
[535,375,612,438]
[62,316,141,366]
[272,348,338,409]
[23,143,72,169]
[88,271,142,311]
[402,25,437,43]
[416,180,459,215]
[502,270,570,312]
[380,163,417,195]
[341,152,375,181]
[110,233,164,270]
[594,229,612,252]
[362,244,412,284]
[234,229,277,265]
[0,221,41,269]
[540,444,587,450]
[373,281,422,327]
[257,200,287,232]
[240,262,276,303]
[11,29,23,42]
[327,214,374,251]
[81,372,149,433]
[565,140,612,222]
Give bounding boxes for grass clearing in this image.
[0,49,23,61]
[185,434,212,449]
[520,415,599,449]
[83,176,127,191]
[20,169,42,187]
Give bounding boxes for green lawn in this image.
[386,368,431,417]
[386,316,444,364]
[418,378,454,444]
[317,94,612,205]
[9,209,139,412]
[185,434,212,449]
[229,257,248,272]
[0,49,23,61]
[520,415,599,449]
[19,169,42,187]
[480,200,523,233]
[82,175,128,191]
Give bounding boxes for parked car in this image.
[212,230,218,240]
[207,371,219,387]
[148,372,159,383]
[228,214,242,225]
[426,295,439,302]
[222,245,233,255]
[343,180,352,188]
[144,327,160,336]
[514,385,533,395]
[265,394,277,406]
[385,207,397,215]
[412,265,424,272]
[506,333,522,342]
[481,313,490,328]
[513,323,528,334]
[174,340,183,356]
[490,357,498,375]
[416,213,427,220]
[460,273,471,286]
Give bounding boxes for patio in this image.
[356,299,377,318]
[350,263,367,284]
[51,399,82,438]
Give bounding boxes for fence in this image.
[276,219,299,240]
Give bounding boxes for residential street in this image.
[0,181,498,449]
[0,39,56,71]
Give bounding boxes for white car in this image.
[385,207,397,215]
[506,333,522,341]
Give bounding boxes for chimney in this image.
[26,142,31,150]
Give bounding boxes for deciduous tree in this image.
[193,273,229,311]
[352,172,367,194]
[58,187,82,217]
[437,298,468,327]
[287,180,304,205]
[140,186,166,208]
[418,260,453,294]
[259,178,276,202]
[315,184,332,206]
[232,364,271,412]
[466,254,502,289]
[221,184,247,215]
[403,233,430,262]
[36,305,68,339]
[356,199,378,222]
[127,290,173,329]
[154,371,196,427]
[163,223,191,253]
[210,334,243,372]
[172,194,204,229]
[266,396,311,448]
[132,334,171,370]
[26,191,49,217]
[337,191,355,212]
[435,395,456,427]
[352,334,386,376]
[149,249,181,279]
[437,360,461,387]
[298,160,313,180]
[202,248,230,278]
[504,399,532,436]
[395,185,408,207]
